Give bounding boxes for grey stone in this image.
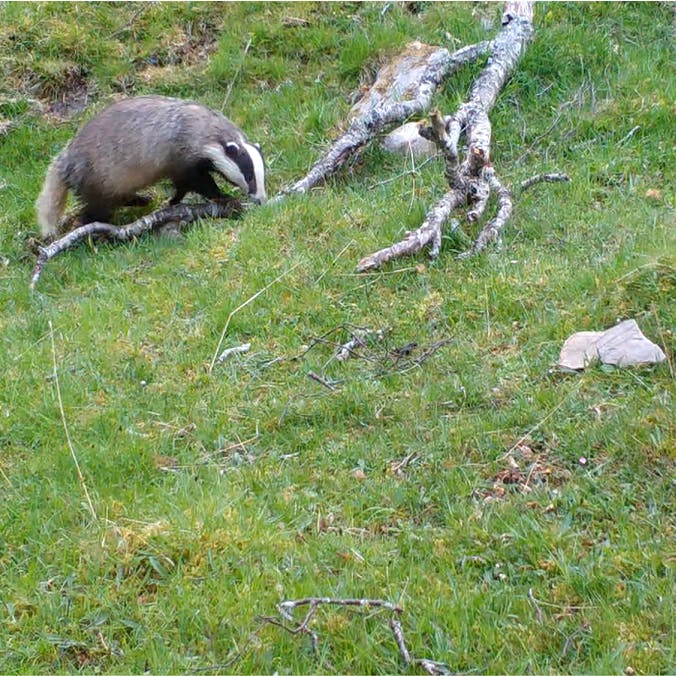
[381,122,438,159]
[596,319,666,367]
[558,319,666,370]
[558,331,602,370]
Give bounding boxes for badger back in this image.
[62,97,189,199]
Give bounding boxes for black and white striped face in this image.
[204,141,267,204]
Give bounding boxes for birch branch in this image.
[29,200,242,290]
[275,40,491,200]
[262,597,451,674]
[357,2,536,271]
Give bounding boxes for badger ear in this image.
[224,142,241,159]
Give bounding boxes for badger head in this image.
[204,141,267,205]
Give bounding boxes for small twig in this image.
[208,262,300,373]
[617,124,640,145]
[390,450,418,476]
[307,371,338,391]
[222,36,253,111]
[528,588,544,624]
[217,342,251,362]
[264,597,450,673]
[519,172,570,193]
[335,328,381,362]
[48,321,97,522]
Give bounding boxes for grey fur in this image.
[36,95,266,237]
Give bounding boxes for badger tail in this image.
[36,153,69,238]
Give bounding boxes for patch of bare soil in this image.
[42,66,94,120]
[136,21,219,73]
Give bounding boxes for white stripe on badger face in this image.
[243,142,267,204]
[203,143,248,194]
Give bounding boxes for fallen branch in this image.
[30,200,242,290]
[358,2,537,271]
[261,596,451,674]
[519,172,570,193]
[307,370,338,391]
[275,39,492,200]
[217,342,252,362]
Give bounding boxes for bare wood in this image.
[307,370,338,391]
[278,596,403,614]
[264,596,450,673]
[30,200,242,290]
[358,1,539,271]
[275,40,491,200]
[519,172,570,192]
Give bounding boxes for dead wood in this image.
[358,1,537,271]
[274,39,492,200]
[29,200,241,290]
[260,596,452,674]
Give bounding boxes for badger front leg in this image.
[170,169,240,210]
[122,193,153,207]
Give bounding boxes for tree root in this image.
[29,200,241,290]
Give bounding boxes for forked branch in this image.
[261,596,452,675]
[358,2,537,271]
[275,39,492,200]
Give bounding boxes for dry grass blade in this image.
[48,320,97,522]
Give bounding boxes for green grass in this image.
[0,2,674,673]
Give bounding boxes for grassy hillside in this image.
[0,2,673,673]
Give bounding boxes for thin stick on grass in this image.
[307,370,338,391]
[261,597,451,674]
[208,262,300,373]
[528,588,544,624]
[48,320,98,522]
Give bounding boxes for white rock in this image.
[381,122,438,159]
[558,331,602,370]
[596,319,666,366]
[558,319,666,370]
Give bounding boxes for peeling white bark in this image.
[30,200,241,290]
[275,40,492,200]
[358,1,535,271]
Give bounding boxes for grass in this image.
[0,2,674,673]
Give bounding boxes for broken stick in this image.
[29,200,241,290]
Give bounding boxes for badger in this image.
[36,95,267,238]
